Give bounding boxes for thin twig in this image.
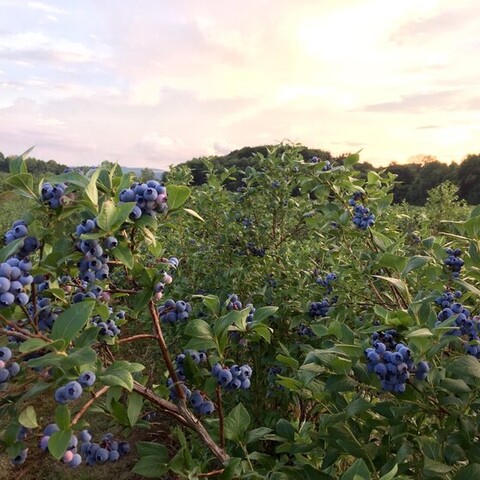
[118,334,158,344]
[197,469,225,478]
[216,386,225,449]
[71,385,110,426]
[148,300,185,400]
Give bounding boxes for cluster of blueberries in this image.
[38,425,130,468]
[75,218,118,285]
[0,347,20,388]
[79,431,130,466]
[309,157,332,171]
[1,221,40,308]
[39,424,82,467]
[349,191,375,230]
[211,362,252,391]
[227,294,243,311]
[315,271,337,293]
[266,366,285,397]
[242,217,253,228]
[153,269,175,302]
[40,181,69,209]
[365,330,429,393]
[119,180,167,220]
[267,274,278,288]
[158,299,192,323]
[434,290,480,357]
[166,350,216,414]
[444,248,464,278]
[26,289,59,335]
[90,310,124,339]
[54,371,96,404]
[246,242,266,257]
[309,297,336,318]
[175,349,207,381]
[298,323,315,337]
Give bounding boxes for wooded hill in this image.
[177,146,480,205]
[2,147,480,205]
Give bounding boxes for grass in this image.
[0,192,35,233]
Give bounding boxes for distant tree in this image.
[406,161,452,205]
[139,167,156,182]
[388,163,419,203]
[458,154,480,204]
[424,181,469,233]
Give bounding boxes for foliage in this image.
[1,144,480,480]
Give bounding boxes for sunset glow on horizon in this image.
[1,0,479,169]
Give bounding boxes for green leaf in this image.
[455,279,480,298]
[48,430,72,459]
[112,242,134,269]
[346,398,371,418]
[184,319,215,347]
[455,464,480,480]
[84,168,100,207]
[5,173,37,199]
[276,419,296,441]
[100,364,135,391]
[246,427,273,444]
[61,346,97,369]
[167,185,191,209]
[331,357,352,374]
[50,171,89,188]
[276,354,299,369]
[132,289,152,315]
[402,255,431,277]
[440,378,471,394]
[224,402,251,442]
[0,237,25,263]
[127,392,144,427]
[132,455,168,478]
[343,152,360,169]
[423,457,453,475]
[251,323,272,342]
[183,208,204,222]
[373,275,409,295]
[10,146,32,174]
[252,306,278,323]
[26,351,64,369]
[97,199,135,232]
[214,308,250,336]
[18,406,38,429]
[55,404,71,430]
[448,355,480,379]
[19,338,48,354]
[406,328,433,338]
[340,458,371,480]
[51,301,96,344]
[193,294,220,316]
[137,442,169,459]
[418,437,441,460]
[379,464,398,480]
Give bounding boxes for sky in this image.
[0,0,479,170]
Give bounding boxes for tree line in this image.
[2,147,480,205]
[177,147,480,205]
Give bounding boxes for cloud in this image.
[362,90,467,113]
[27,1,66,15]
[0,31,106,64]
[391,4,480,45]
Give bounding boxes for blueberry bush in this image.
[1,145,480,479]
